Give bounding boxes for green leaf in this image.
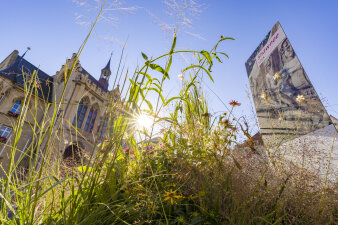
[145,100,153,112]
[182,65,214,82]
[215,52,229,59]
[148,87,165,104]
[138,72,153,81]
[165,55,173,74]
[200,50,213,71]
[214,36,235,50]
[152,82,163,92]
[164,96,181,106]
[212,53,222,63]
[169,32,176,54]
[141,52,148,61]
[78,166,93,173]
[220,37,235,41]
[150,63,169,79]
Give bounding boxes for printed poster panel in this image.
[245,22,332,147]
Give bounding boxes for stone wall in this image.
[271,124,338,186]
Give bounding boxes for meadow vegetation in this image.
[0,4,337,225]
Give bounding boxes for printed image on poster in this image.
[245,22,332,147]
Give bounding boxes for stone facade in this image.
[0,50,121,177]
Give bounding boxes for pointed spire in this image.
[99,51,113,91]
[103,51,113,71]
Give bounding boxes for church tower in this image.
[98,53,112,91]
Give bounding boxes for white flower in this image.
[296,94,305,103]
[178,73,184,81]
[198,96,202,102]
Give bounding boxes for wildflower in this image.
[229,126,237,132]
[145,145,155,150]
[261,90,267,100]
[160,128,165,134]
[278,116,283,122]
[192,212,199,217]
[201,112,211,117]
[188,194,199,199]
[163,189,183,205]
[229,100,241,107]
[222,119,230,127]
[177,217,185,223]
[178,73,184,80]
[273,71,281,81]
[123,147,135,156]
[198,96,202,102]
[296,94,305,104]
[34,80,42,88]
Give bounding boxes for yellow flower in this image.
[273,71,281,81]
[192,212,199,217]
[177,216,185,223]
[261,90,267,100]
[163,189,183,205]
[296,94,305,104]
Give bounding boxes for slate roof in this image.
[0,55,53,102]
[81,67,107,92]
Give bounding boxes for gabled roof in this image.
[81,67,107,92]
[0,55,53,102]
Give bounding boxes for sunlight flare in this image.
[136,113,154,130]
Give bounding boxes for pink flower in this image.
[123,147,135,156]
[229,100,241,107]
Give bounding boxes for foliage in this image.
[0,3,336,225]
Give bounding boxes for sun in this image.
[136,113,154,130]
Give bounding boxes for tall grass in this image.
[0,3,337,224]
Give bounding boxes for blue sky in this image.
[1,0,337,133]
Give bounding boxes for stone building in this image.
[0,50,121,176]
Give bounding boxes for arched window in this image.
[72,99,88,128]
[84,107,98,132]
[99,117,108,138]
[10,100,22,114]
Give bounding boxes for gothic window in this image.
[0,126,12,138]
[99,117,108,138]
[72,99,88,128]
[84,107,98,132]
[10,100,22,114]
